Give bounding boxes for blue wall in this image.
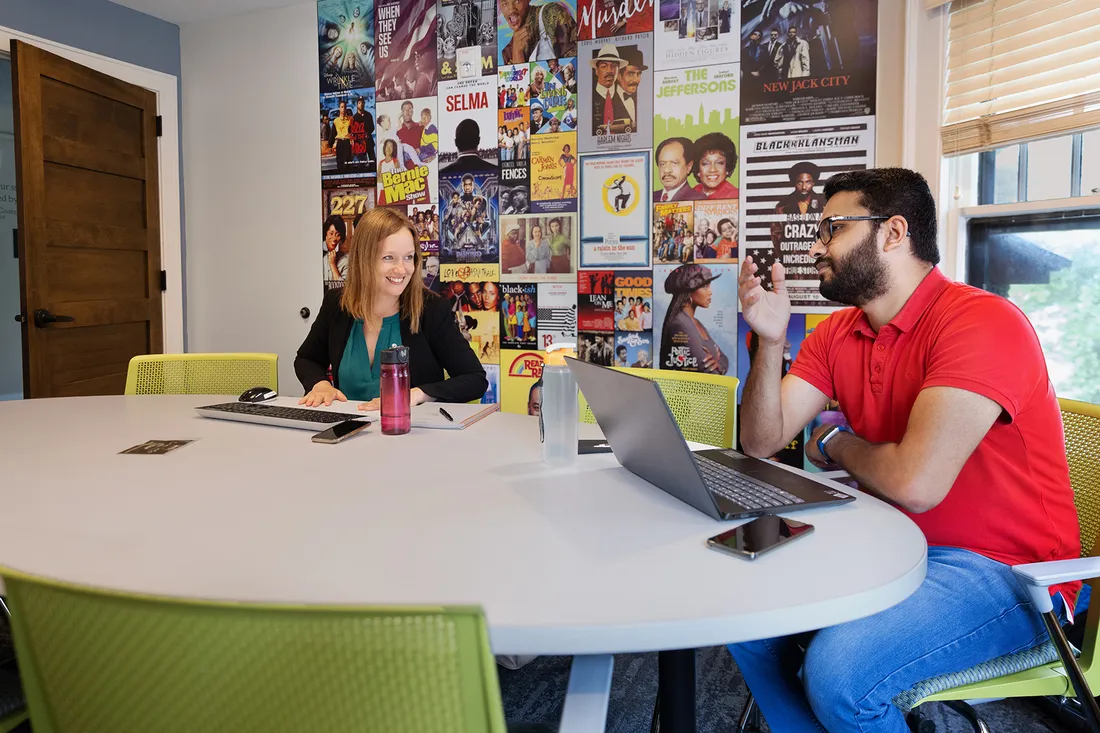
[0,0,180,77]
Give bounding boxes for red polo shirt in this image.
[790,267,1081,605]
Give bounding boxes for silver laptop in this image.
[565,357,856,520]
[194,402,367,431]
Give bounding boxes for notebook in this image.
[356,402,500,430]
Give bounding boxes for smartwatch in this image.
[816,424,851,463]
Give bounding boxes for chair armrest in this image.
[1012,557,1100,613]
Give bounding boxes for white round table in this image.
[0,395,928,731]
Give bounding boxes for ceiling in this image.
[109,0,303,25]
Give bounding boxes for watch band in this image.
[817,424,850,463]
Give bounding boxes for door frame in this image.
[0,25,183,353]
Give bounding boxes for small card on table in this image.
[119,440,195,455]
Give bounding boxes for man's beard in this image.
[817,229,889,306]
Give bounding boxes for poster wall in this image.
[315,0,878,418]
[579,151,651,268]
[738,115,874,311]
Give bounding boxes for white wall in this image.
[181,1,320,395]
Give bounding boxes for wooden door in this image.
[11,40,162,398]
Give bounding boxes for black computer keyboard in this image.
[197,402,359,424]
[694,454,804,510]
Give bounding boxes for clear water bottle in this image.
[380,346,411,435]
[540,343,578,467]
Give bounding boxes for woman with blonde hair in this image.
[295,207,487,410]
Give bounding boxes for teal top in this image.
[337,314,403,401]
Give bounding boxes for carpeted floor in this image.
[499,646,1080,732]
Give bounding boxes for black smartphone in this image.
[311,419,371,444]
[578,439,613,454]
[706,516,814,560]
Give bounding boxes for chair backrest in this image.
[0,568,507,733]
[124,353,278,396]
[1061,398,1100,560]
[579,367,738,449]
[1057,399,1100,682]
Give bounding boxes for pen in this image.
[439,407,454,422]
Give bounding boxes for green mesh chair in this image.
[124,353,278,396]
[578,368,739,449]
[893,397,1100,731]
[0,567,509,733]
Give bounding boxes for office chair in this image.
[124,353,278,396]
[736,398,1100,733]
[1,566,524,733]
[579,368,739,449]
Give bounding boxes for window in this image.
[976,130,1100,205]
[966,211,1100,403]
[1083,128,1100,197]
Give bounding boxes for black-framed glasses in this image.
[815,216,891,246]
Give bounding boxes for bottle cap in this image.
[544,342,577,366]
[381,345,410,364]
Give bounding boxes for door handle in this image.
[33,309,76,328]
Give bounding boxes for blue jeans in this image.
[728,546,1083,733]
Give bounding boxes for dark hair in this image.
[656,136,695,165]
[455,118,480,152]
[323,215,346,241]
[691,132,738,180]
[717,217,734,232]
[823,168,939,265]
[462,173,475,185]
[789,161,820,183]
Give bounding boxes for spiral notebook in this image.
[411,402,500,429]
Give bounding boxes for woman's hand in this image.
[357,388,432,412]
[299,381,346,407]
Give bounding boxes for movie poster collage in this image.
[314,0,879,460]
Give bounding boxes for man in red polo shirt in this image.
[729,168,1081,732]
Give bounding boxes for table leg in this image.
[559,654,614,733]
[656,648,696,733]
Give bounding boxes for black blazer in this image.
[295,287,488,404]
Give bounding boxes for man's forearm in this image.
[740,340,786,456]
[824,432,929,513]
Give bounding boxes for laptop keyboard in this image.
[198,402,359,424]
[694,454,804,511]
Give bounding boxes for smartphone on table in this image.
[706,516,814,560]
[311,419,371,444]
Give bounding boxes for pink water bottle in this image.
[380,346,411,435]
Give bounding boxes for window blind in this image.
[942,0,1100,156]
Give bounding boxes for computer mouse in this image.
[238,386,277,403]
